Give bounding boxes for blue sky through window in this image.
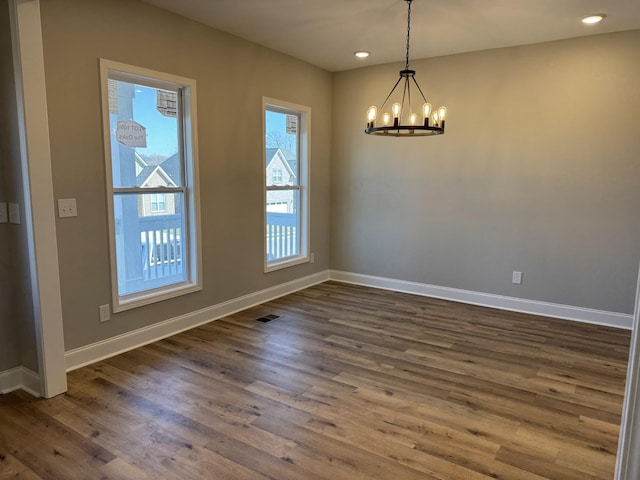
[131,85,178,158]
[265,110,297,153]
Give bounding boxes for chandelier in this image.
[365,0,447,137]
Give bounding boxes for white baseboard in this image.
[0,367,41,397]
[65,270,330,371]
[64,268,631,373]
[329,270,633,330]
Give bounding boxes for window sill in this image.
[113,281,202,313]
[265,255,309,273]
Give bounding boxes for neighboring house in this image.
[134,151,146,176]
[265,147,296,213]
[135,153,179,216]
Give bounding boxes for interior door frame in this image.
[9,0,67,398]
[615,264,640,479]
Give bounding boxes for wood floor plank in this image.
[0,451,42,480]
[0,281,630,479]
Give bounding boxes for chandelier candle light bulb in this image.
[422,102,432,125]
[392,102,401,126]
[367,106,378,127]
[365,0,447,137]
[438,106,447,122]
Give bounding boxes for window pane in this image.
[265,110,298,187]
[150,193,167,213]
[114,192,185,296]
[108,80,182,188]
[266,189,299,261]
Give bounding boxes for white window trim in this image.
[263,97,310,273]
[99,59,202,312]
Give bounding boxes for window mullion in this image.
[113,186,186,195]
[266,185,300,192]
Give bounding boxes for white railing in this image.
[266,212,298,261]
[139,214,183,282]
[134,213,296,287]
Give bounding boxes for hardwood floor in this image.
[0,281,631,479]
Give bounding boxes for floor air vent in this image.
[256,314,279,323]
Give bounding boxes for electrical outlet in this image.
[58,198,78,218]
[0,203,7,223]
[310,252,315,263]
[99,304,111,322]
[512,270,523,285]
[8,203,20,224]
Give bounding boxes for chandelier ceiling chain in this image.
[405,0,412,70]
[365,0,447,137]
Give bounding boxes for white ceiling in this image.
[142,0,640,72]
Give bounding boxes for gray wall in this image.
[39,0,332,350]
[0,0,38,373]
[331,30,640,314]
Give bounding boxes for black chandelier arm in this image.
[401,76,410,119]
[378,75,404,112]
[410,75,429,104]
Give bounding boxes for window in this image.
[100,59,201,312]
[263,98,310,271]
[150,193,166,213]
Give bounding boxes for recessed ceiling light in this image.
[354,51,370,58]
[582,14,605,25]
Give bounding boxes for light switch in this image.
[0,202,7,223]
[8,203,20,224]
[58,198,78,218]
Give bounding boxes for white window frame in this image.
[100,59,202,312]
[263,97,310,272]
